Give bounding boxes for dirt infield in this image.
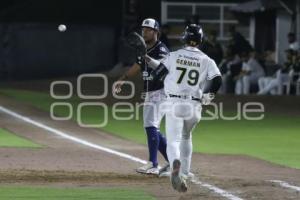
[0,95,300,200]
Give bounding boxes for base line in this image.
[191,179,243,200]
[0,105,147,165]
[270,180,300,192]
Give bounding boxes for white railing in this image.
[161,1,246,41]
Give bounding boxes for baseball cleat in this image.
[159,171,171,177]
[136,162,160,175]
[182,172,195,181]
[158,163,170,175]
[171,159,188,192]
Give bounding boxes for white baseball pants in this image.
[165,98,202,175]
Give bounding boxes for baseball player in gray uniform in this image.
[147,24,222,192]
[114,18,169,175]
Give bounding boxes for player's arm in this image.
[144,46,169,69]
[208,75,222,94]
[149,53,171,82]
[113,63,141,93]
[202,59,222,105]
[150,63,169,82]
[202,75,222,105]
[144,55,161,69]
[118,63,141,81]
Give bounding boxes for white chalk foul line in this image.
[0,105,243,200]
[0,105,147,165]
[191,179,243,200]
[270,180,300,192]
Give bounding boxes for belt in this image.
[168,94,200,101]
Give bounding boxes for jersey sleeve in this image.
[157,46,169,61]
[161,53,171,70]
[207,58,221,80]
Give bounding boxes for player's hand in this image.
[144,54,151,63]
[201,93,215,105]
[113,81,124,94]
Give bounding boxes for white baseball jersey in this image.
[162,46,221,98]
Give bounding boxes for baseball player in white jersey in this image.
[147,24,222,192]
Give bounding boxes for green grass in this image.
[0,88,300,169]
[0,128,41,148]
[195,117,300,169]
[0,186,155,200]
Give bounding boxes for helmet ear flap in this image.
[189,41,198,46]
[180,30,188,44]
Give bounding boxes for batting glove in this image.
[201,93,215,105]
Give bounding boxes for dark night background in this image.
[0,0,163,79]
[0,0,298,80]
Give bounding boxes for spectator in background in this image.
[218,46,242,94]
[201,30,223,65]
[288,32,299,51]
[292,51,300,86]
[257,49,298,95]
[294,51,300,75]
[229,25,253,56]
[257,51,280,95]
[160,24,170,49]
[235,52,265,95]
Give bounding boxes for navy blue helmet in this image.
[182,24,203,45]
[141,18,160,31]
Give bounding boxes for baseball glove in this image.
[126,32,147,57]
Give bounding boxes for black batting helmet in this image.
[182,24,203,46]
